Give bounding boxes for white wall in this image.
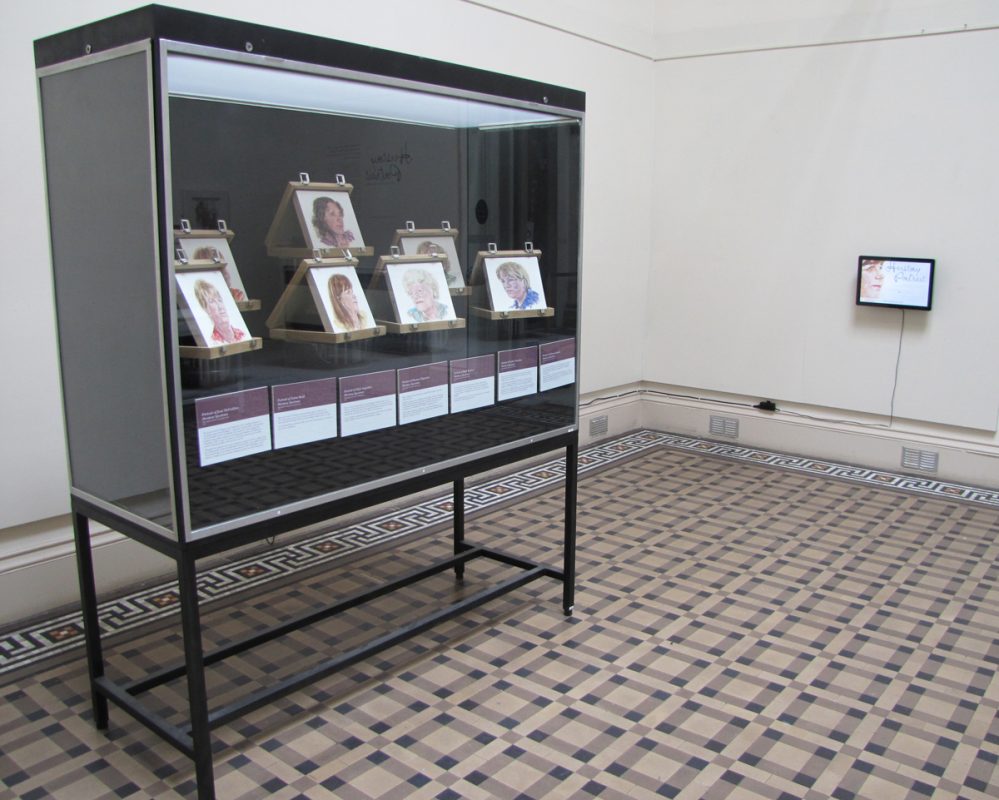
[648,26,999,432]
[0,0,654,623]
[644,3,999,456]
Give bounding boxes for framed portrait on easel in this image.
[392,221,467,293]
[176,268,255,351]
[368,252,465,334]
[485,255,547,311]
[295,188,365,253]
[265,256,385,344]
[471,245,553,319]
[306,264,377,335]
[385,261,457,325]
[264,173,372,259]
[175,220,255,308]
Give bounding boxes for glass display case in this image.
[37,6,581,544]
[36,7,582,799]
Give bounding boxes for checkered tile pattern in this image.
[1,438,998,798]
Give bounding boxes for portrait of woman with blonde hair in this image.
[402,268,450,322]
[193,278,247,344]
[496,261,540,310]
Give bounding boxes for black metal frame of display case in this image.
[39,7,583,799]
[71,432,577,800]
[33,4,584,109]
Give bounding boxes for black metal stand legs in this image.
[177,555,214,797]
[72,512,108,730]
[71,440,578,800]
[454,477,466,581]
[563,439,578,616]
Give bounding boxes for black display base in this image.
[71,435,578,800]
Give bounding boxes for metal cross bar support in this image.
[71,437,578,800]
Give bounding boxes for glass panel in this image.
[166,52,580,536]
[40,49,175,534]
[167,53,565,129]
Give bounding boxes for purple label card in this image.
[450,354,496,413]
[497,346,539,401]
[539,338,577,391]
[498,346,540,373]
[451,354,496,385]
[195,387,272,466]
[339,369,398,437]
[271,377,338,449]
[398,362,449,425]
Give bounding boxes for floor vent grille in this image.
[589,415,609,438]
[902,447,939,473]
[709,416,739,439]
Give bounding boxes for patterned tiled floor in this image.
[2,431,998,799]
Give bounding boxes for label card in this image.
[497,346,539,401]
[195,387,271,467]
[339,370,397,437]
[398,362,449,425]
[271,377,338,449]
[450,355,496,413]
[539,338,576,391]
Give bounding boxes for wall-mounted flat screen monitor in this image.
[856,255,935,310]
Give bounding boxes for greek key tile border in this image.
[655,432,999,507]
[3,429,995,678]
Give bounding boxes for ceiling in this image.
[468,0,998,59]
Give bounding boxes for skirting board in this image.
[0,520,173,628]
[579,385,999,490]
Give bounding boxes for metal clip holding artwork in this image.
[180,218,193,234]
[299,172,310,185]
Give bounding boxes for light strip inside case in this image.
[166,53,569,129]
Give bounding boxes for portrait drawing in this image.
[398,235,465,289]
[385,261,457,324]
[306,265,376,334]
[176,235,247,302]
[176,270,251,348]
[293,189,366,253]
[485,255,547,312]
